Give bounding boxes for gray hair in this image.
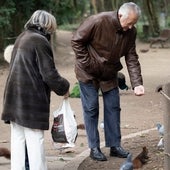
[118,2,141,19]
[24,10,57,34]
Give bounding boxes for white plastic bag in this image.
[51,98,78,149]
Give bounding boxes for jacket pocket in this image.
[85,46,106,78]
[100,61,123,81]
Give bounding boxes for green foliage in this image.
[50,0,87,25]
[0,0,53,52]
[0,0,15,28]
[0,8,15,29]
[69,82,80,98]
[0,0,15,51]
[0,0,170,53]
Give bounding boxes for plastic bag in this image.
[51,114,67,143]
[51,98,78,149]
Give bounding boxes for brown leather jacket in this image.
[71,11,143,92]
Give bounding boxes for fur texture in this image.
[77,123,85,130]
[132,146,149,169]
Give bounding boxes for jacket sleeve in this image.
[35,37,70,96]
[125,29,143,88]
[71,16,97,69]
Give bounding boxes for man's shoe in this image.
[110,146,129,158]
[90,147,107,161]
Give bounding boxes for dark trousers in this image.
[79,81,121,148]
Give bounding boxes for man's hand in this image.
[134,85,144,96]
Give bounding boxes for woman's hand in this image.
[63,90,70,99]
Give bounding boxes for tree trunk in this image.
[90,0,105,13]
[143,0,160,36]
[90,0,98,14]
[104,0,113,11]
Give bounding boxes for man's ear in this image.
[118,13,122,19]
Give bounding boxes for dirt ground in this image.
[78,131,164,170]
[0,30,170,170]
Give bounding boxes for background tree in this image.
[0,0,170,54]
[143,0,160,36]
[0,0,15,51]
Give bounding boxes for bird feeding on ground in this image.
[120,153,133,170]
[156,123,164,137]
[157,137,164,150]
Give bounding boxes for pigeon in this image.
[118,72,129,90]
[156,123,164,136]
[157,137,164,150]
[120,153,133,170]
[99,120,104,129]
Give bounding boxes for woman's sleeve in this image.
[35,38,70,96]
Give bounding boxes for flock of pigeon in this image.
[120,123,164,170]
[99,122,164,169]
[156,123,164,151]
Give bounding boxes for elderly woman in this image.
[1,10,70,170]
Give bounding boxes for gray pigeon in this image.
[157,137,164,150]
[156,123,164,136]
[120,153,133,170]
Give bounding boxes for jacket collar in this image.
[112,11,124,34]
[26,25,51,41]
